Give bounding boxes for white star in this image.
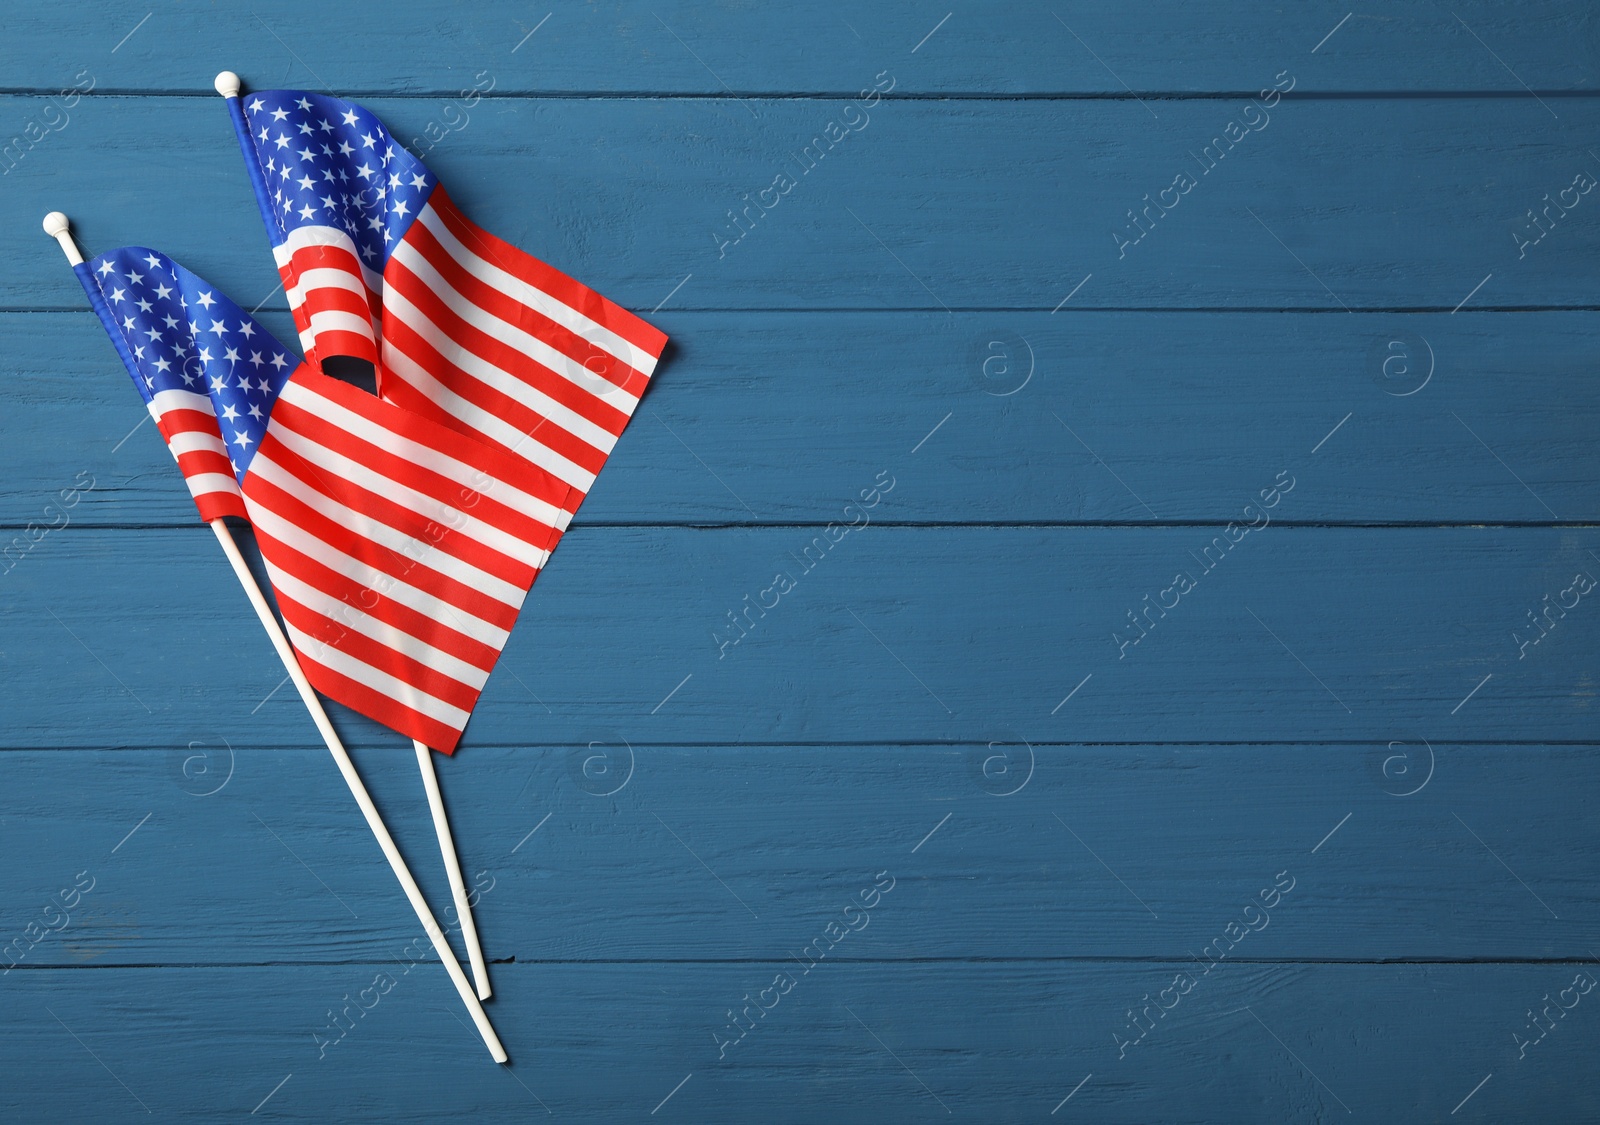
[392,199,409,218]
[388,172,402,190]
[210,375,227,393]
[107,287,126,302]
[197,348,213,363]
[320,194,338,210]
[360,132,376,148]
[196,291,216,309]
[143,253,161,269]
[232,430,253,448]
[367,215,384,232]
[247,402,264,420]
[295,96,313,111]
[121,316,135,331]
[152,357,171,373]
[235,373,251,390]
[299,204,316,220]
[208,319,227,334]
[154,283,172,299]
[341,109,359,126]
[255,376,271,393]
[318,118,334,133]
[270,353,289,370]
[297,121,314,135]
[249,350,264,366]
[144,327,161,341]
[356,163,375,180]
[249,98,264,112]
[132,345,144,359]
[162,314,180,329]
[136,298,153,312]
[338,140,354,156]
[257,126,270,142]
[298,147,316,163]
[274,133,290,149]
[97,260,114,276]
[409,172,428,189]
[270,106,289,122]
[127,269,143,285]
[221,404,240,422]
[296,174,314,190]
[239,322,255,339]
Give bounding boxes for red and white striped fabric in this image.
[75,243,573,752]
[246,370,572,751]
[225,88,668,546]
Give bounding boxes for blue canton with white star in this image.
[241,91,437,269]
[77,247,297,482]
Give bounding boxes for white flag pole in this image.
[43,211,508,1064]
[415,739,492,999]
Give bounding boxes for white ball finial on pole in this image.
[214,70,241,99]
[42,211,84,266]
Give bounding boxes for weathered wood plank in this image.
[1,527,1594,748]
[0,744,1595,966]
[0,2,1593,96]
[4,309,1597,526]
[2,960,1594,1122]
[3,98,1598,311]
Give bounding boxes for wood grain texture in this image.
[0,2,1593,95]
[3,97,1600,312]
[4,961,1597,1122]
[0,744,1594,966]
[2,526,1596,748]
[4,310,1598,527]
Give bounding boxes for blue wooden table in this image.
[2,3,1598,1120]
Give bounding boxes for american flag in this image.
[222,88,668,540]
[75,248,571,752]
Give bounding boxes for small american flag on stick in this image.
[73,244,570,753]
[218,78,668,543]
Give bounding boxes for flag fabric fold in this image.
[223,89,668,541]
[76,247,571,752]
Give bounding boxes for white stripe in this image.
[243,496,509,651]
[263,413,548,571]
[183,472,242,500]
[391,236,642,418]
[248,451,529,609]
[305,308,378,341]
[277,378,566,531]
[384,287,621,456]
[165,430,231,460]
[267,563,491,691]
[294,266,370,298]
[415,201,658,378]
[381,344,597,496]
[149,388,217,418]
[279,613,470,731]
[275,226,383,294]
